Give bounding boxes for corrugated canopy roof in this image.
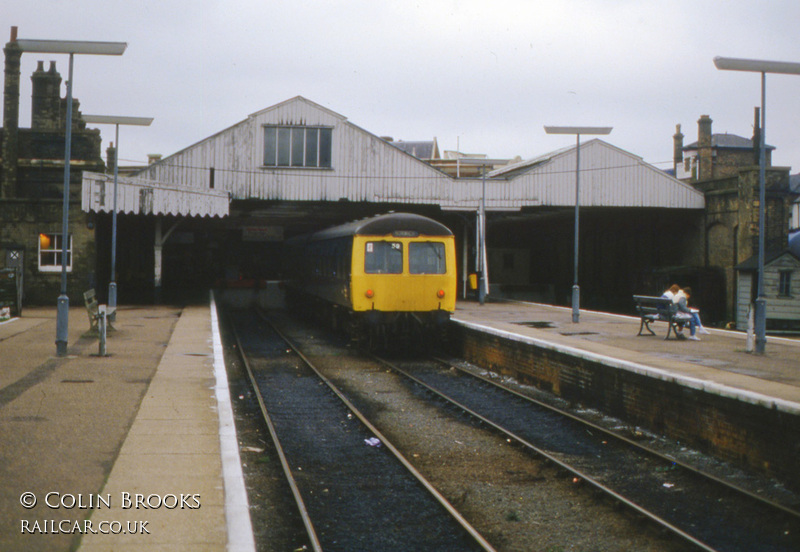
[81,172,229,218]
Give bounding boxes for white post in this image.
[746,303,755,353]
[98,304,107,356]
[154,218,163,300]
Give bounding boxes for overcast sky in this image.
[5,0,800,172]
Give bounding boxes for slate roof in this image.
[735,248,800,271]
[390,139,439,159]
[790,173,800,194]
[684,133,774,151]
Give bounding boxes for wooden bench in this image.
[632,295,683,340]
[84,289,115,332]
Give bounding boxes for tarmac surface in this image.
[453,300,800,409]
[0,301,253,552]
[0,297,798,551]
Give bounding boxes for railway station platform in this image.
[451,299,800,489]
[453,300,800,404]
[0,297,254,552]
[1,295,798,551]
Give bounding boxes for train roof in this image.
[311,213,453,241]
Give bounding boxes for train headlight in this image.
[365,289,375,298]
[437,289,445,298]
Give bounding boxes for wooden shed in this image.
[736,250,800,332]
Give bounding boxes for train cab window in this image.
[409,242,446,274]
[365,241,403,274]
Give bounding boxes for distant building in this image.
[673,114,773,181]
[674,114,798,324]
[384,137,440,161]
[736,250,800,332]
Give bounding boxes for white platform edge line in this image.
[453,317,800,416]
[496,299,800,346]
[210,292,257,552]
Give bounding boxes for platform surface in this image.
[2,298,797,551]
[0,302,253,552]
[453,300,800,408]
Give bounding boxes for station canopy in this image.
[81,171,229,218]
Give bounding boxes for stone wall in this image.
[694,166,794,321]
[0,200,96,305]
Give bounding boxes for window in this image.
[778,270,792,296]
[38,233,72,272]
[365,241,402,274]
[264,125,332,168]
[409,242,446,274]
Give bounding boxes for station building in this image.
[673,115,799,329]
[1,38,104,307]
[83,96,708,317]
[2,29,798,327]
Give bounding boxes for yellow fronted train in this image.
[283,213,457,348]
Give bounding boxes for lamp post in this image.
[16,38,127,356]
[83,115,153,321]
[457,158,507,305]
[544,126,612,323]
[714,56,800,354]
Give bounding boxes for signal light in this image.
[437,289,445,298]
[365,289,374,298]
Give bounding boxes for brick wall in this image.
[448,322,800,491]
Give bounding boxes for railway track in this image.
[225,308,799,551]
[227,309,494,552]
[372,353,800,552]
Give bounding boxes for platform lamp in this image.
[714,56,800,354]
[16,38,127,356]
[457,158,508,305]
[83,115,153,322]
[544,126,612,323]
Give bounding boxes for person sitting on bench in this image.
[673,287,701,340]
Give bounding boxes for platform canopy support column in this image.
[153,217,182,303]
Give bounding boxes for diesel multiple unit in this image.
[284,213,457,347]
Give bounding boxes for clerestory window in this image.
[264,125,332,168]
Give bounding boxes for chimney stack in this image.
[2,26,22,198]
[673,124,684,174]
[697,115,713,180]
[106,142,117,174]
[752,107,761,165]
[31,60,63,130]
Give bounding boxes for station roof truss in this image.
[89,96,705,217]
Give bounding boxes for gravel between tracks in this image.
[264,312,686,552]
